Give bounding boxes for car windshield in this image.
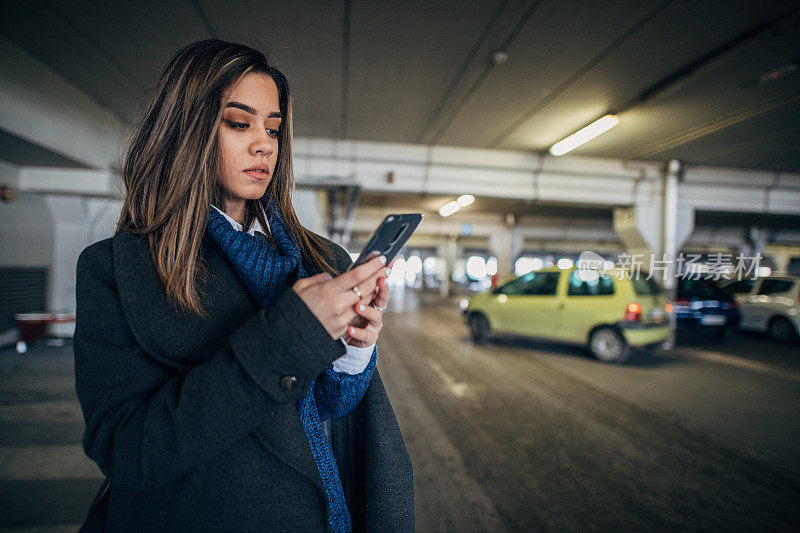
[631,275,665,295]
[678,278,725,299]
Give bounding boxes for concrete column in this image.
[488,224,512,278]
[661,159,681,294]
[42,195,91,316]
[748,227,768,258]
[661,160,681,350]
[771,254,790,274]
[613,162,694,284]
[0,191,53,269]
[440,235,458,298]
[737,227,769,278]
[487,214,523,277]
[765,248,792,274]
[293,189,328,238]
[613,160,695,350]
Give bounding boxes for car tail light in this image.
[625,302,641,321]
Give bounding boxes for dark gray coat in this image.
[74,229,414,532]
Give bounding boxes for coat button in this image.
[279,376,298,391]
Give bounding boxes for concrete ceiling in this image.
[1,0,799,172]
[357,190,614,219]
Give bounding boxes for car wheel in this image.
[767,317,797,342]
[468,314,490,344]
[589,327,631,363]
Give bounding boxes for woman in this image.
[74,39,414,532]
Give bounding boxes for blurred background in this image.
[1,0,799,531]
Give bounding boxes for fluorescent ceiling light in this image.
[438,200,460,217]
[456,194,475,207]
[549,114,619,156]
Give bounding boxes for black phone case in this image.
[350,213,423,268]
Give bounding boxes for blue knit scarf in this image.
[205,200,376,533]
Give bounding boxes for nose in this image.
[251,133,275,157]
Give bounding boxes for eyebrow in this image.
[225,101,281,118]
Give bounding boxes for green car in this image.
[462,267,671,363]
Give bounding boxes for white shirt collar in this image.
[210,204,269,236]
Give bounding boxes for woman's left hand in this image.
[342,275,390,348]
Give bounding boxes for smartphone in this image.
[349,213,423,269]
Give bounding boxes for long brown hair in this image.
[118,39,332,316]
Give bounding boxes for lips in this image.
[244,163,270,179]
[245,163,269,172]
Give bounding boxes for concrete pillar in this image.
[612,162,694,283]
[42,196,91,315]
[294,189,328,238]
[613,160,694,350]
[488,225,512,278]
[323,185,360,248]
[736,226,769,278]
[440,235,458,298]
[748,227,768,258]
[0,191,53,269]
[661,160,681,350]
[487,214,523,277]
[765,247,792,274]
[771,254,790,274]
[661,160,680,294]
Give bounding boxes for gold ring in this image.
[351,285,363,298]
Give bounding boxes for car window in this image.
[678,278,724,299]
[757,279,794,295]
[631,276,665,295]
[495,274,532,295]
[524,272,560,295]
[496,272,560,296]
[720,279,756,295]
[568,271,614,296]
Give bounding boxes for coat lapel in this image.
[111,230,325,492]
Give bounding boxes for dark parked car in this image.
[674,278,740,338]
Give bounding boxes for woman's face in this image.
[217,72,281,215]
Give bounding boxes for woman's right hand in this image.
[292,254,389,339]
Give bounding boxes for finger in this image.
[335,255,387,289]
[354,302,382,326]
[353,267,390,300]
[340,264,390,310]
[372,278,390,308]
[346,325,377,344]
[363,285,383,308]
[342,284,365,307]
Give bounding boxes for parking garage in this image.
[1,1,800,531]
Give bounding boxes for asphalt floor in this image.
[1,289,798,531]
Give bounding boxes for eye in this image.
[224,120,248,130]
[266,128,280,139]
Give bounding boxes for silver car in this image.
[720,276,800,342]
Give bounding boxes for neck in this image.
[222,198,246,226]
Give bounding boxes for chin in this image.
[240,183,270,199]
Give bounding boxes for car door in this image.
[488,271,561,337]
[721,279,759,329]
[558,270,618,342]
[749,278,797,331]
